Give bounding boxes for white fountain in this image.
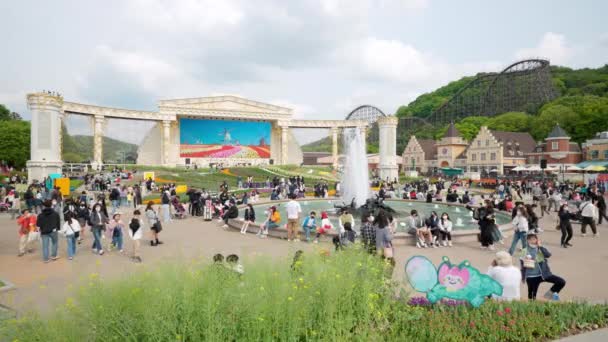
[342,127,370,207]
[455,218,464,227]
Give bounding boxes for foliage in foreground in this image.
[2,249,607,341]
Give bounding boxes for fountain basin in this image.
[228,198,513,244]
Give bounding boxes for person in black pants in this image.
[520,234,566,300]
[478,206,496,250]
[558,204,576,248]
[597,191,607,224]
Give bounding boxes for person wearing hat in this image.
[519,233,566,301]
[487,251,521,301]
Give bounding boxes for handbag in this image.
[523,258,535,269]
[28,230,40,243]
[383,246,394,258]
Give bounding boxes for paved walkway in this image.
[0,202,607,316]
[557,328,608,341]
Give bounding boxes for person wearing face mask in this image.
[437,212,453,247]
[76,202,90,243]
[90,203,108,255]
[558,204,576,248]
[301,211,317,242]
[520,233,566,301]
[360,213,376,254]
[425,211,440,248]
[509,207,529,255]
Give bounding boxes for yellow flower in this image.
[288,297,293,301]
[258,317,265,321]
[298,277,304,283]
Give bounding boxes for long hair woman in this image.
[145,201,163,246]
[558,203,576,248]
[89,203,108,255]
[374,209,393,258]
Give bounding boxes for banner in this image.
[143,172,155,181]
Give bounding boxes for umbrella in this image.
[512,166,526,171]
[527,165,542,171]
[585,165,606,172]
[567,165,582,171]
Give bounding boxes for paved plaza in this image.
[1,200,607,316]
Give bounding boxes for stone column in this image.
[162,120,172,166]
[280,125,289,165]
[92,115,105,168]
[26,93,64,181]
[331,127,339,169]
[377,116,399,181]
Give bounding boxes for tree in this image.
[0,104,11,121]
[529,104,577,140]
[0,120,30,167]
[487,112,531,132]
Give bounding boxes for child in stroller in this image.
[171,196,186,219]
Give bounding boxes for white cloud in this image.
[127,0,244,34]
[515,32,573,65]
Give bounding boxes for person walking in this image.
[160,188,172,223]
[59,215,81,260]
[145,202,163,246]
[285,194,302,241]
[519,234,566,301]
[108,213,125,253]
[129,210,144,263]
[360,213,376,254]
[558,204,575,248]
[90,203,108,255]
[36,200,61,263]
[16,209,37,256]
[509,207,529,255]
[375,210,393,259]
[597,191,607,225]
[579,198,598,237]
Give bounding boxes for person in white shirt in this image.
[487,251,521,301]
[437,212,453,247]
[579,199,598,237]
[509,207,529,255]
[285,194,302,242]
[60,215,81,260]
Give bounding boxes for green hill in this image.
[62,128,138,163]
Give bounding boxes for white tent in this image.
[527,165,542,171]
[567,165,582,171]
[512,166,526,171]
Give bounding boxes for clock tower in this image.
[436,122,468,168]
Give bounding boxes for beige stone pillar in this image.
[377,116,399,181]
[331,127,339,169]
[162,120,171,166]
[93,115,105,166]
[26,93,64,181]
[280,125,289,165]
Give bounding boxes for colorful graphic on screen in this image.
[179,118,271,159]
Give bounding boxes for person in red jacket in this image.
[17,209,37,256]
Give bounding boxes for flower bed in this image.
[3,249,606,341]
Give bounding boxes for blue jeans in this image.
[111,200,119,214]
[41,232,58,261]
[509,231,527,255]
[303,226,315,241]
[66,235,77,258]
[112,231,123,250]
[92,228,103,252]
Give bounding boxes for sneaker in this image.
[448,241,453,247]
[582,233,587,237]
[594,233,599,238]
[68,257,73,260]
[44,259,51,264]
[17,253,24,257]
[537,228,544,233]
[99,250,104,255]
[422,243,427,248]
[489,245,496,251]
[543,290,553,300]
[552,293,560,301]
[51,256,60,261]
[566,243,573,247]
[313,239,318,244]
[442,241,447,247]
[416,242,422,248]
[287,239,291,242]
[156,241,164,245]
[481,246,488,250]
[432,244,438,249]
[561,244,568,248]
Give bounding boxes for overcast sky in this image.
[1,0,607,145]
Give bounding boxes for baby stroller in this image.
[171,197,187,219]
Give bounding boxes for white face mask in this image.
[95,208,101,212]
[442,216,448,220]
[368,216,374,222]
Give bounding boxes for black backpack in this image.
[109,189,120,201]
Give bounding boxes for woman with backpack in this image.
[145,202,163,246]
[240,204,255,235]
[89,203,108,255]
[60,214,81,260]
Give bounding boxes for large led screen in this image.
[179,118,271,159]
